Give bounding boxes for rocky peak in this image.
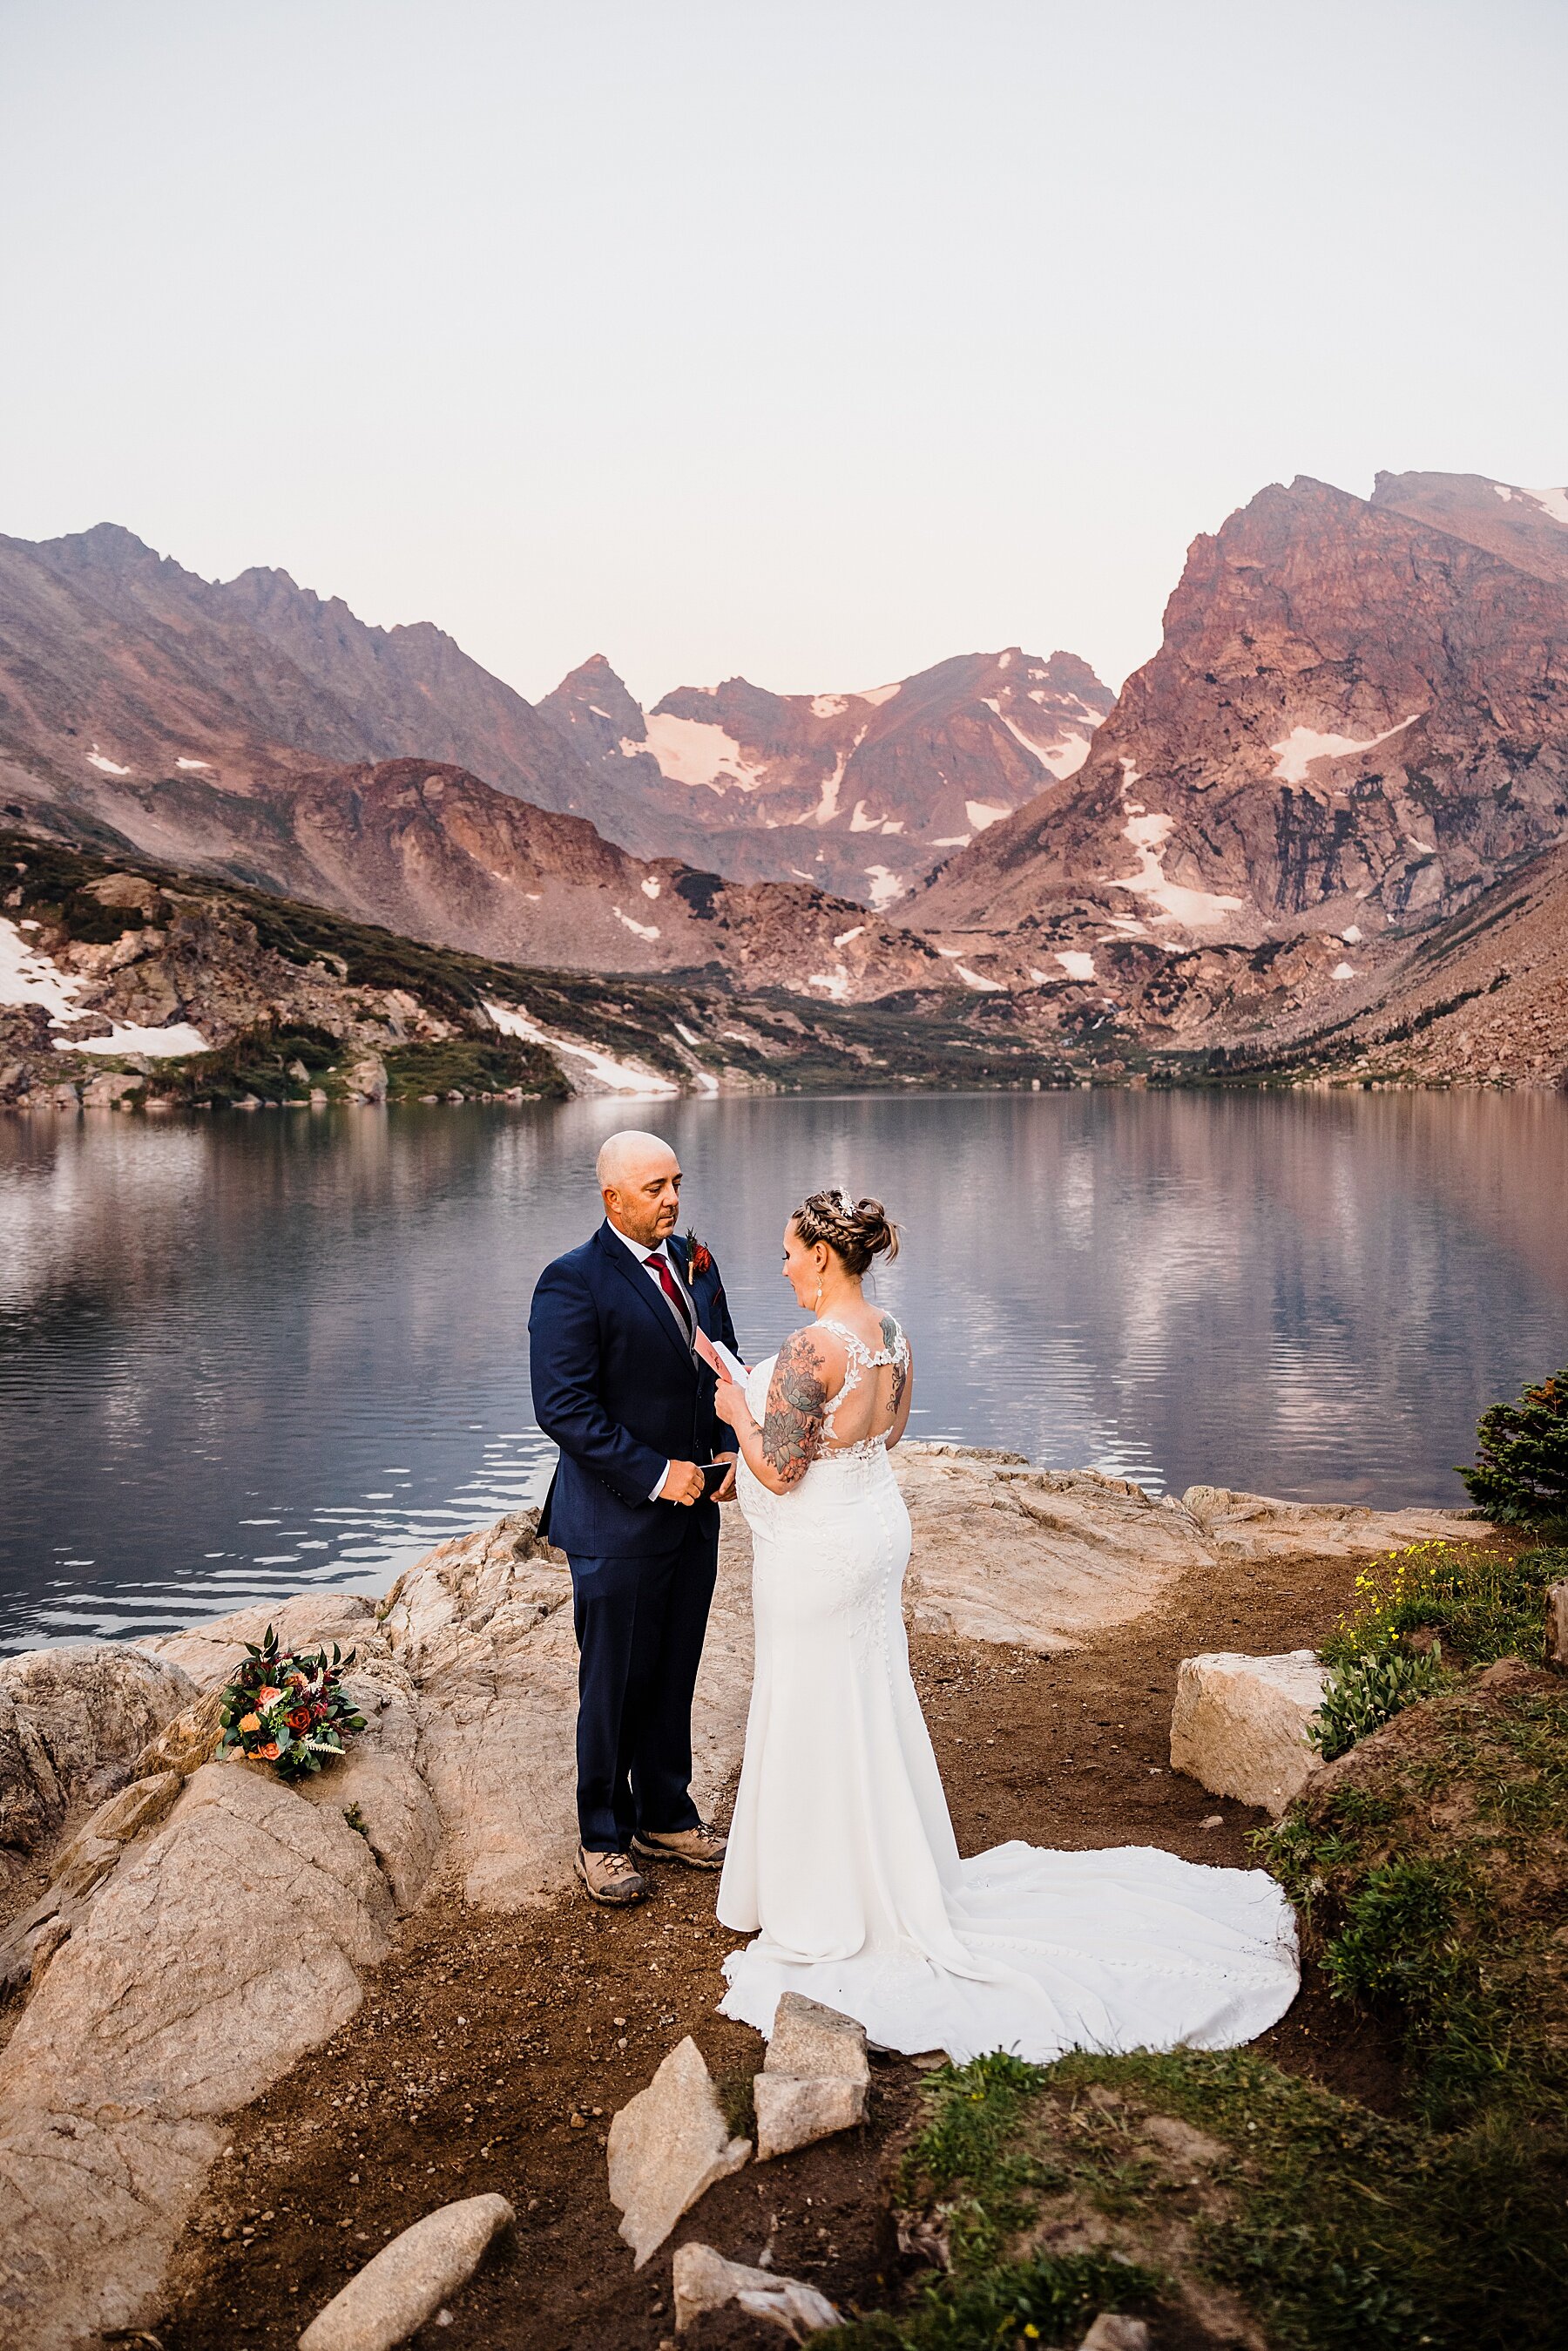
[1371,469,1568,586]
[537,655,651,765]
[915,470,1568,947]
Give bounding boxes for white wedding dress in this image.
[716,1319,1300,2063]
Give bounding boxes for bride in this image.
[707,1187,1299,2063]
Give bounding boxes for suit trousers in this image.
[569,1514,720,1851]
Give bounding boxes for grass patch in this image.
[1263,1650,1568,2125]
[848,2046,1566,2351]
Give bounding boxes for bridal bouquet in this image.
[217,1626,366,1781]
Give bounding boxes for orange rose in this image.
[257,1686,283,1705]
[238,1712,261,1733]
[256,1741,280,1760]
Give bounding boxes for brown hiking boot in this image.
[576,1846,650,1906]
[631,1822,728,1871]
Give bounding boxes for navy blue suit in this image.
[529,1223,741,1851]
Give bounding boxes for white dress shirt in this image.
[607,1222,693,1500]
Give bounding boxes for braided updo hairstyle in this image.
[789,1188,900,1277]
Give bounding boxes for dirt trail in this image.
[156,1541,1396,2351]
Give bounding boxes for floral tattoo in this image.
[761,1329,831,1487]
[880,1313,908,1416]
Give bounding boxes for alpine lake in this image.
[2,1085,1565,1656]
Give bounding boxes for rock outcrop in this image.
[1169,1650,1330,1814]
[0,1641,195,1873]
[0,1459,1491,2342]
[0,1762,396,2350]
[896,1448,1478,1652]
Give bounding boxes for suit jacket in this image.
[529,1222,740,1558]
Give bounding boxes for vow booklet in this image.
[711,1338,750,1386]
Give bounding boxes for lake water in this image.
[2,1089,1565,1656]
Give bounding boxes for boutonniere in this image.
[683,1229,713,1277]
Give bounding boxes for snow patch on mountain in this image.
[1,918,209,1057]
[1269,715,1421,784]
[613,906,660,940]
[1105,774,1246,928]
[484,999,677,1096]
[1495,482,1568,527]
[1,918,86,1022]
[983,701,1095,781]
[76,1020,209,1057]
[641,714,767,793]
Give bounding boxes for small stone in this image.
[1078,2317,1151,2351]
[297,2192,513,2351]
[1200,1814,1225,1830]
[1170,1650,1329,1815]
[672,2241,841,2336]
[1545,1582,1568,1670]
[606,2036,750,2268]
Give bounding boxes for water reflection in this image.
[1,1090,1565,1653]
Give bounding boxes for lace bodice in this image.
[817,1315,909,1457]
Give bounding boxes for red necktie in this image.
[647,1250,689,1327]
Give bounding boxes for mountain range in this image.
[2,471,1566,1087]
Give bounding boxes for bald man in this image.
[528,1131,742,1906]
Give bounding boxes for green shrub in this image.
[1309,1644,1449,1759]
[1321,1540,1559,1681]
[1458,1369,1568,1525]
[154,1021,342,1105]
[382,1036,564,1100]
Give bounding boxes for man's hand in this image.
[712,1452,739,1502]
[659,1460,705,1507]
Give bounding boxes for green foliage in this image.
[835,2249,1159,2350]
[1263,1675,1568,2125]
[1309,1643,1449,1759]
[1458,1369,1568,1525]
[152,1020,343,1105]
[382,1035,564,1100]
[1321,1540,1559,1680]
[851,2045,1567,2351]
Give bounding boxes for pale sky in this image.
[3,1,1565,708]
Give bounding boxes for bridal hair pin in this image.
[790,1188,902,1276]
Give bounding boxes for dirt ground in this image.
[151,1541,1400,2351]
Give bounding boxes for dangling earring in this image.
[813,1279,823,1312]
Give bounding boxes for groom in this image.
[529,1130,740,1907]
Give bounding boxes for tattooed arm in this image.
[711,1326,841,1495]
[881,1314,915,1451]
